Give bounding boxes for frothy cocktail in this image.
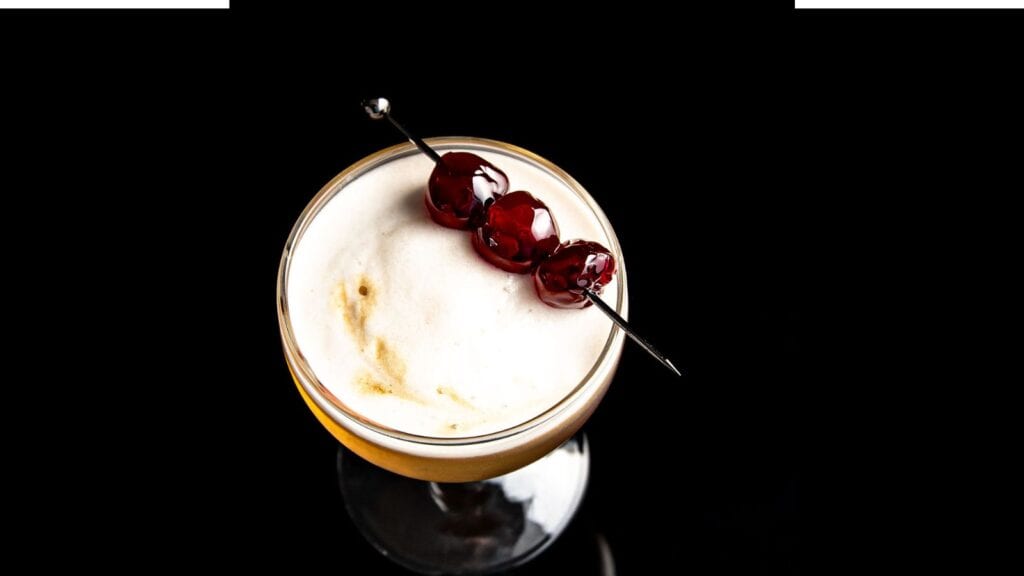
[278,138,626,481]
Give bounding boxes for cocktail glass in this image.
[277,138,627,574]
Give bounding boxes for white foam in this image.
[287,147,618,437]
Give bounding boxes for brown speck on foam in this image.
[449,423,459,431]
[356,372,392,395]
[374,338,407,383]
[355,364,422,403]
[335,275,377,346]
[339,276,423,404]
[435,386,476,410]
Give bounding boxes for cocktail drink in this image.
[278,134,628,573]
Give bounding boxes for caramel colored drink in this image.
[277,138,627,481]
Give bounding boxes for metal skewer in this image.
[363,97,682,377]
[363,98,441,163]
[584,289,682,377]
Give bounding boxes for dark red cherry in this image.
[471,191,560,273]
[533,240,616,309]
[426,152,509,229]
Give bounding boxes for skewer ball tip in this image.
[362,97,390,120]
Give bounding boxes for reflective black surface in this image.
[28,65,808,572]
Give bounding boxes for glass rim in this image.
[276,137,626,447]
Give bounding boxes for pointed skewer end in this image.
[583,289,682,378]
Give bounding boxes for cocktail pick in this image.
[363,97,682,377]
[583,289,681,376]
[363,98,440,163]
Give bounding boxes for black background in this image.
[10,6,1024,573]
[208,88,808,572]
[5,12,814,573]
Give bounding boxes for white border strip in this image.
[797,1,1024,7]
[1,1,228,8]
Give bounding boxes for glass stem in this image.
[428,481,493,514]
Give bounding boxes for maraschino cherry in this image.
[472,191,560,273]
[427,152,508,229]
[533,240,615,308]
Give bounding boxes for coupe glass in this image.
[277,138,627,574]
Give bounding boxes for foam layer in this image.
[287,147,618,437]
